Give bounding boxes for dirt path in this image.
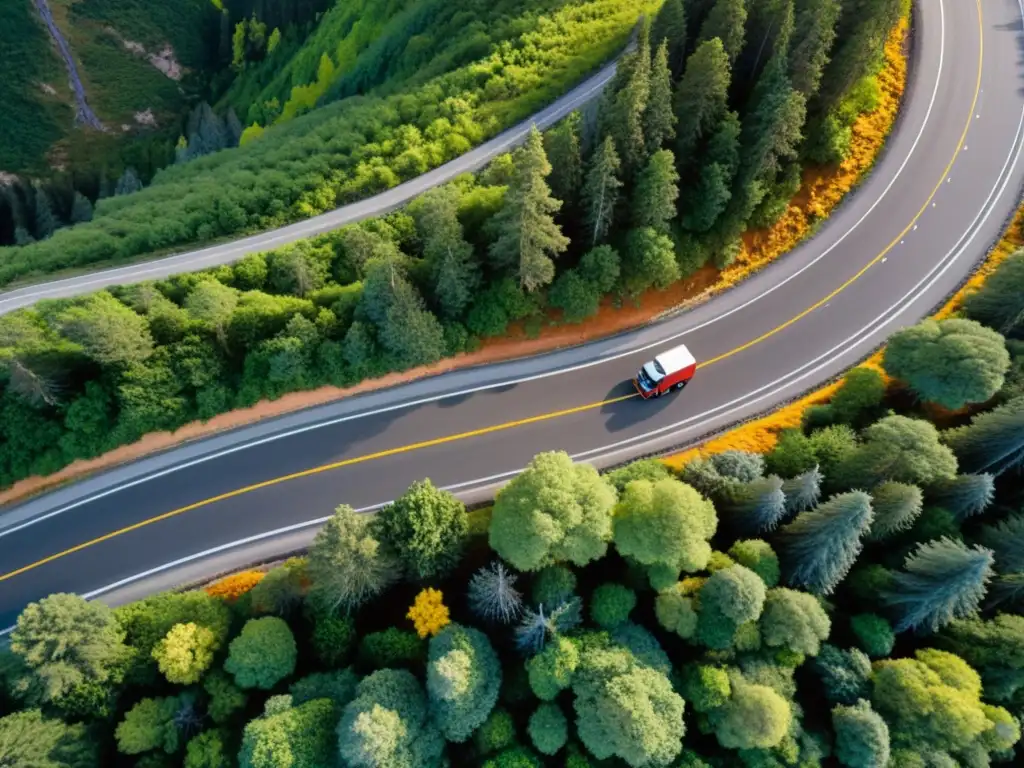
[33,0,104,130]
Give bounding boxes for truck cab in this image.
[633,344,697,399]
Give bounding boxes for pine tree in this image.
[489,127,569,292]
[778,491,874,595]
[544,112,583,209]
[632,150,679,233]
[70,192,94,224]
[698,0,748,64]
[681,111,741,232]
[979,514,1024,574]
[720,475,787,534]
[413,186,481,319]
[883,538,994,634]
[33,185,58,240]
[867,482,923,541]
[737,0,796,91]
[115,167,143,196]
[943,396,1024,476]
[781,465,822,514]
[14,226,34,245]
[815,0,902,111]
[674,39,733,171]
[582,136,623,247]
[644,41,677,154]
[789,0,841,98]
[603,31,651,178]
[924,474,995,522]
[468,561,523,624]
[651,0,688,77]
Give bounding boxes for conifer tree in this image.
[681,111,742,232]
[963,249,1024,335]
[867,482,923,541]
[789,0,841,98]
[979,513,1024,573]
[781,465,822,514]
[778,491,874,595]
[115,167,143,196]
[544,112,583,210]
[720,475,787,535]
[644,41,677,154]
[698,0,749,64]
[33,185,58,240]
[582,137,623,247]
[737,0,796,92]
[943,396,1024,476]
[489,127,569,292]
[924,474,995,522]
[413,186,481,319]
[883,538,994,634]
[815,0,902,111]
[652,0,687,77]
[70,191,94,224]
[604,30,651,178]
[674,39,733,171]
[631,150,680,233]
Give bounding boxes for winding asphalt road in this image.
[0,0,1022,631]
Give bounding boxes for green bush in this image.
[849,613,896,658]
[224,617,297,690]
[357,627,425,671]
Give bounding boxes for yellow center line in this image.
[0,0,984,584]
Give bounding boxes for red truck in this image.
[632,343,697,399]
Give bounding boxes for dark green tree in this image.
[681,111,742,232]
[631,150,680,233]
[413,186,481,320]
[652,0,687,76]
[943,396,1024,476]
[674,39,732,169]
[33,185,58,240]
[70,192,94,224]
[532,565,578,608]
[695,565,767,649]
[778,491,874,595]
[529,703,568,756]
[719,474,787,534]
[489,126,569,291]
[937,613,1024,706]
[644,41,677,154]
[728,539,781,586]
[698,0,748,64]
[883,538,994,634]
[115,694,192,755]
[373,478,468,581]
[789,0,841,97]
[836,415,958,489]
[832,700,891,768]
[427,623,502,742]
[603,35,651,178]
[963,248,1024,335]
[589,584,637,629]
[979,513,1024,573]
[816,0,903,111]
[544,112,583,209]
[867,482,923,540]
[0,709,97,767]
[582,136,623,247]
[622,227,681,296]
[924,473,995,522]
[850,613,896,658]
[814,644,871,705]
[883,319,1010,409]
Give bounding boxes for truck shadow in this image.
[599,379,677,433]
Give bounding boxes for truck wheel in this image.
[675,381,687,391]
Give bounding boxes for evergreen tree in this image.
[582,137,623,246]
[836,415,958,489]
[883,538,995,634]
[544,112,583,209]
[698,0,748,64]
[674,39,733,170]
[33,185,58,240]
[737,0,796,91]
[781,465,822,514]
[643,41,677,154]
[413,186,481,319]
[622,227,681,296]
[720,475,787,534]
[489,126,569,292]
[631,150,680,233]
[70,191,94,224]
[681,111,742,232]
[778,491,874,595]
[816,0,903,111]
[789,0,841,97]
[603,32,651,178]
[924,474,995,522]
[867,482,923,540]
[979,513,1024,573]
[651,0,687,77]
[14,225,34,245]
[427,624,502,742]
[832,700,891,768]
[943,396,1024,476]
[115,167,144,196]
[963,249,1024,335]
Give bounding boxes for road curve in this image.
[1,0,1022,631]
[0,54,623,313]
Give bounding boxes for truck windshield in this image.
[637,369,654,390]
[653,360,666,375]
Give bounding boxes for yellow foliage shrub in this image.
[205,570,265,601]
[407,588,451,638]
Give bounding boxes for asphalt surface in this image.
[1,0,1023,631]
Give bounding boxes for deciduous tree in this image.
[622,227,681,296]
[56,292,154,366]
[115,694,191,755]
[708,672,791,750]
[832,699,890,768]
[152,623,216,685]
[240,698,337,768]
[836,415,958,489]
[527,636,579,701]
[589,584,637,629]
[224,617,297,690]
[814,644,872,705]
[695,565,767,649]
[728,539,781,586]
[374,479,468,581]
[0,709,96,767]
[759,587,831,656]
[427,623,502,742]
[529,703,568,756]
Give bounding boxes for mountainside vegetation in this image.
[0,0,907,492]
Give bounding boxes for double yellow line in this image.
[0,0,984,584]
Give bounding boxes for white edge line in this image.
[0,0,949,539]
[4,80,1018,640]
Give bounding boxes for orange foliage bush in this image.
[407,588,451,638]
[205,570,265,601]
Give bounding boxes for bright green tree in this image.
[0,709,96,767]
[240,698,337,768]
[427,623,502,742]
[827,366,887,427]
[937,613,1024,706]
[622,227,681,296]
[943,396,1024,476]
[832,699,890,768]
[489,451,615,571]
[729,539,781,586]
[582,136,623,247]
[489,126,569,292]
[152,622,216,685]
[115,694,191,755]
[867,482,923,540]
[632,150,680,233]
[413,186,481,319]
[681,664,732,714]
[56,292,154,365]
[337,668,445,768]
[475,709,517,755]
[816,0,903,110]
[695,565,767,649]
[883,319,1010,409]
[589,584,637,629]
[308,504,397,613]
[759,587,831,656]
[9,593,129,708]
[837,415,958,489]
[778,491,874,595]
[184,729,231,768]
[224,616,297,690]
[883,538,994,634]
[644,41,677,153]
[652,0,687,77]
[708,672,792,750]
[613,477,718,582]
[674,39,732,168]
[529,702,568,756]
[698,0,748,63]
[526,635,579,701]
[850,613,896,658]
[374,478,468,581]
